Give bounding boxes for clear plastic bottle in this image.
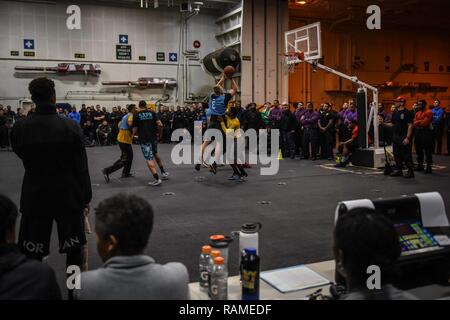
[199,245,212,292]
[210,257,228,300]
[208,250,221,297]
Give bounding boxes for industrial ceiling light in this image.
[296,0,307,4]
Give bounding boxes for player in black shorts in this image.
[10,78,92,280]
[133,101,169,186]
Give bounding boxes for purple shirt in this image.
[343,109,357,125]
[379,110,392,123]
[294,108,306,124]
[301,110,319,129]
[269,107,283,122]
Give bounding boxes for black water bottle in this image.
[241,247,260,300]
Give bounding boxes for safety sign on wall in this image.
[116,45,132,60]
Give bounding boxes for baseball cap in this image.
[394,96,406,102]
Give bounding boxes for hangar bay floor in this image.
[1,144,449,292]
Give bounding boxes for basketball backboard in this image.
[285,22,321,64]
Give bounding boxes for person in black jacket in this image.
[0,194,61,300]
[279,102,297,159]
[10,78,92,272]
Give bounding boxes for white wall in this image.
[0,1,221,109]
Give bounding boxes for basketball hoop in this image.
[284,51,305,74]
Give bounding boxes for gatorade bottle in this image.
[208,250,221,297]
[241,247,260,300]
[199,245,212,292]
[210,257,228,300]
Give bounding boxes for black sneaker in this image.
[335,162,347,168]
[195,164,201,171]
[404,170,415,179]
[425,165,432,174]
[102,169,110,183]
[390,170,403,177]
[121,173,134,178]
[414,165,424,172]
[209,162,217,174]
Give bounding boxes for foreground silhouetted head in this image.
[95,194,154,262]
[334,207,400,290]
[29,78,56,106]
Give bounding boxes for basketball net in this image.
[284,51,305,74]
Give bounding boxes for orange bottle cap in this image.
[202,245,211,254]
[214,257,225,265]
[210,235,225,241]
[211,250,221,258]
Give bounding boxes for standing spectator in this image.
[74,194,189,300]
[300,102,319,160]
[102,106,110,123]
[0,108,8,149]
[293,102,306,157]
[6,105,16,122]
[68,107,81,124]
[160,106,173,143]
[413,100,433,173]
[279,102,297,159]
[235,100,246,124]
[10,78,92,295]
[431,99,445,154]
[269,99,282,130]
[318,103,336,160]
[378,103,393,145]
[93,105,105,130]
[79,104,87,126]
[109,107,123,144]
[336,102,349,148]
[381,96,414,178]
[15,108,26,122]
[259,102,271,129]
[0,194,61,300]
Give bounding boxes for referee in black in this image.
[10,78,92,285]
[381,96,414,178]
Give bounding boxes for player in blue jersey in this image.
[195,73,238,173]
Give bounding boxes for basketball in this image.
[223,65,235,79]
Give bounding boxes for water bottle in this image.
[238,223,262,255]
[210,257,228,300]
[210,234,233,265]
[241,247,260,300]
[208,250,221,297]
[199,245,212,292]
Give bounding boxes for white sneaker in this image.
[148,179,162,186]
[162,172,170,180]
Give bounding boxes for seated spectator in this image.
[96,120,112,146]
[335,119,359,167]
[0,194,61,300]
[74,194,189,300]
[334,207,416,300]
[83,119,95,146]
